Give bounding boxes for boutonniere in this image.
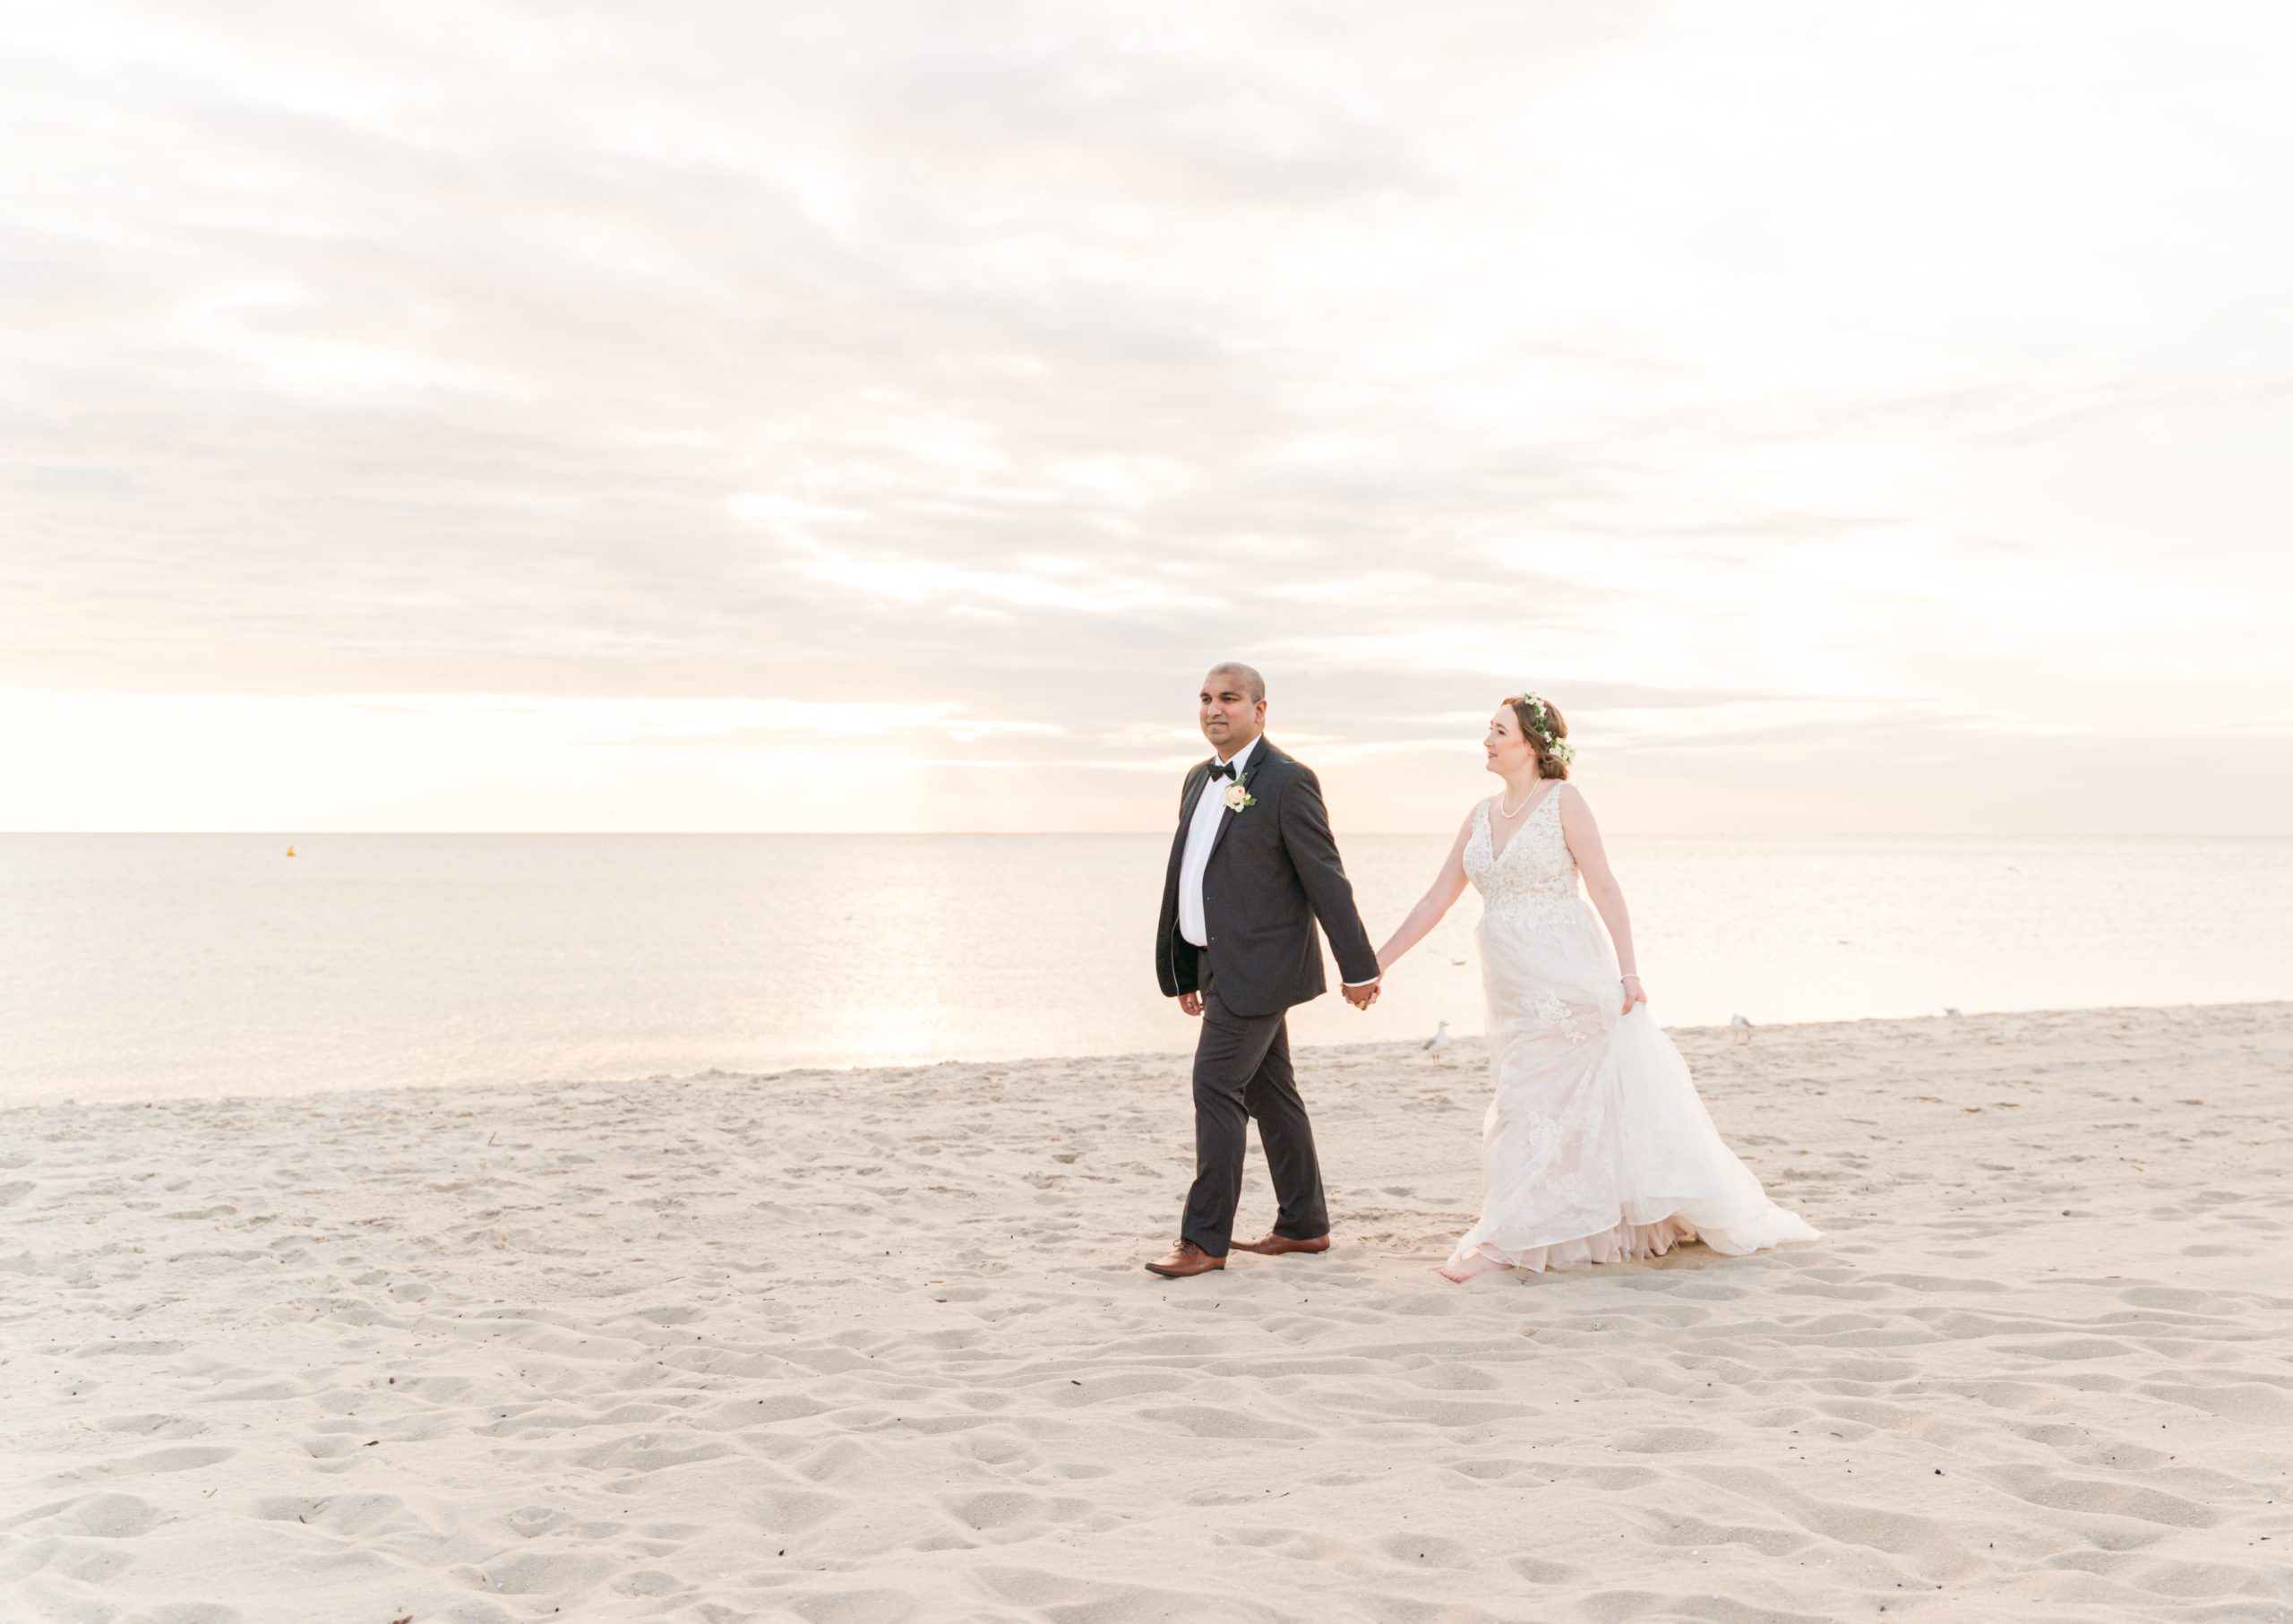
[1223,774,1257,812]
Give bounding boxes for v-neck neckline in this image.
[1486,786,1559,863]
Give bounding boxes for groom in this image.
[1146,662,1382,1278]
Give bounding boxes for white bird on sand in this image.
[1945,1007,1963,1018]
[1422,1020,1451,1054]
[1730,1013,1753,1044]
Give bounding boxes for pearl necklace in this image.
[1499,782,1542,819]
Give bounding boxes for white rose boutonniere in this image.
[1223,778,1256,812]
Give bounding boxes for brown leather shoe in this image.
[1143,1242,1226,1277]
[1230,1233,1332,1257]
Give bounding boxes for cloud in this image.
[3,1,2289,829]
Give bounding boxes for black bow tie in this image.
[1207,760,1237,781]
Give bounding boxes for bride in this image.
[1375,691,1821,1281]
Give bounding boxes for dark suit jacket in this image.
[1155,737,1379,1018]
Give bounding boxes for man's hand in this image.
[1180,991,1204,1017]
[1342,979,1380,1010]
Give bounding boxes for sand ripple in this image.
[4,1001,2290,1620]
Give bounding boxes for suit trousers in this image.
[1180,965,1330,1257]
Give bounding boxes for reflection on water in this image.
[4,834,2288,1102]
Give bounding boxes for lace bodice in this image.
[1464,788,1578,907]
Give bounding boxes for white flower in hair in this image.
[1516,687,1572,763]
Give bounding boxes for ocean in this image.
[4,833,2288,1104]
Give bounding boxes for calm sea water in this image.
[4,834,2289,1104]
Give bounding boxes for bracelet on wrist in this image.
[1620,974,1642,982]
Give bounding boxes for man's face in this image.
[1199,671,1266,756]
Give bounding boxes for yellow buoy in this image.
[286,845,296,857]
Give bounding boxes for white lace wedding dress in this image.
[1443,789,1821,1276]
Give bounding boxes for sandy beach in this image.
[4,1001,2290,1623]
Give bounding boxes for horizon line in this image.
[6,829,2289,841]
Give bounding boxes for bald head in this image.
[1198,662,1267,760]
[1204,661,1265,702]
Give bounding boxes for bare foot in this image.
[1437,1253,1506,1284]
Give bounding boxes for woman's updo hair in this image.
[1506,693,1571,779]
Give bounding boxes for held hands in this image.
[1620,974,1647,1015]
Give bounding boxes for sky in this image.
[4,1,2289,834]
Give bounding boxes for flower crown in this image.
[1513,690,1577,766]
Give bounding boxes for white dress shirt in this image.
[1178,736,1257,949]
[1177,736,1378,985]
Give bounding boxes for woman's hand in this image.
[1620,974,1647,1015]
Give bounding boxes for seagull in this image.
[1730,1014,1752,1044]
[1422,1020,1452,1054]
[1945,1007,1963,1018]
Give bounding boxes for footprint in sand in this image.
[90,1413,206,1439]
[1448,1457,1535,1482]
[1136,1405,1312,1440]
[778,1588,922,1624]
[1374,1532,1477,1568]
[613,1568,689,1597]
[249,1494,414,1537]
[1508,1555,1580,1583]
[741,1486,845,1537]
[937,1489,1099,1540]
[451,1550,620,1597]
[2136,1380,2293,1425]
[1609,1425,1724,1454]
[14,1491,169,1540]
[1635,1508,1807,1557]
[1984,1465,2220,1529]
[47,1446,235,1487]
